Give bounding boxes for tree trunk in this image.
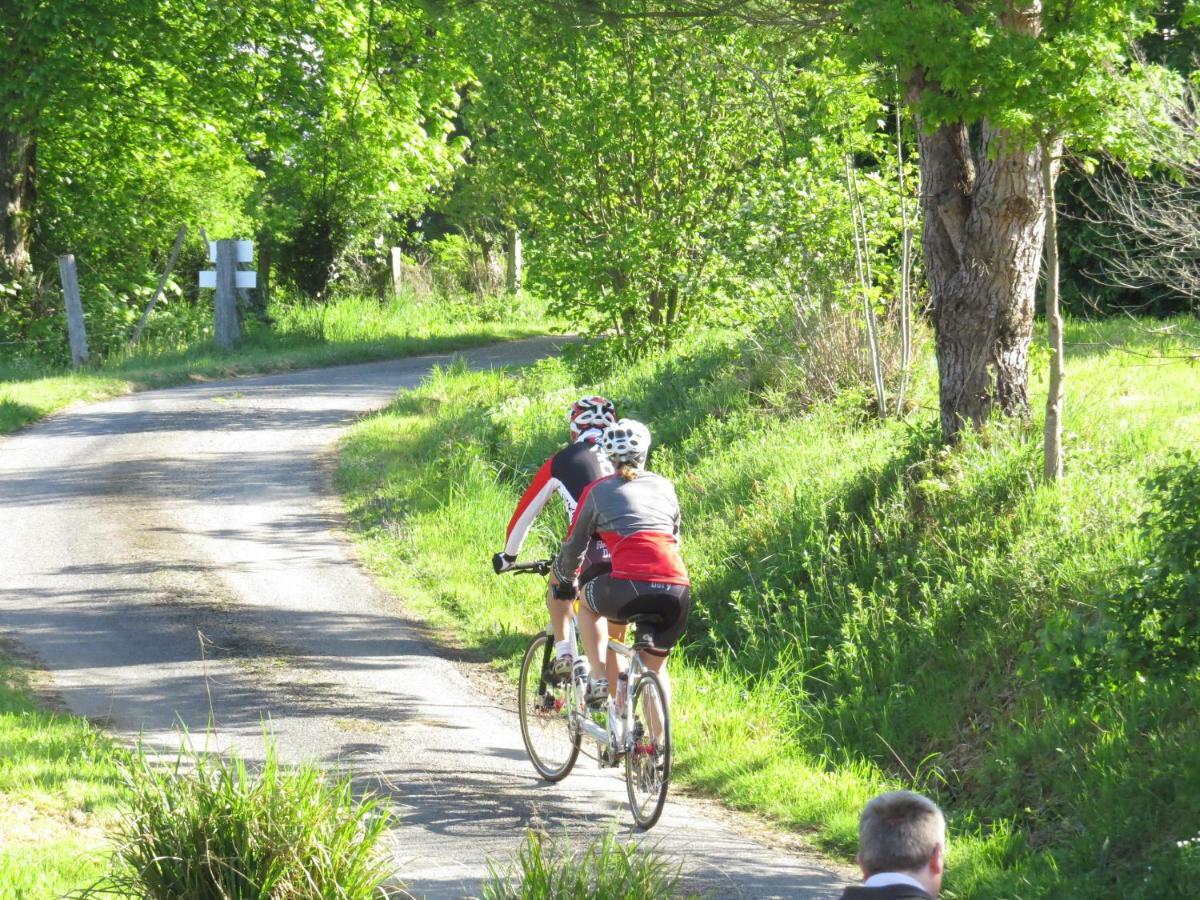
[909,73,1047,441]
[1042,140,1064,483]
[256,236,273,321]
[0,127,36,281]
[478,235,503,295]
[505,225,523,292]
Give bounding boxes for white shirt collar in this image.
[863,872,928,892]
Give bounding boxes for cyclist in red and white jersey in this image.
[549,419,690,706]
[493,396,617,678]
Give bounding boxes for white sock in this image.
[555,640,574,658]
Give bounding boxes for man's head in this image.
[857,790,946,896]
[568,395,617,443]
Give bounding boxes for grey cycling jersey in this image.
[553,471,687,586]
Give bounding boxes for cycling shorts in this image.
[552,539,611,600]
[582,575,691,653]
[578,538,612,587]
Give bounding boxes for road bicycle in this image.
[503,560,672,829]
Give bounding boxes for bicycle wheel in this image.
[625,670,671,829]
[518,632,580,781]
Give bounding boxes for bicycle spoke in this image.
[518,633,580,781]
[625,670,671,829]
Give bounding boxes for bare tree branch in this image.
[1081,67,1200,306]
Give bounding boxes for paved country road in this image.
[0,337,849,898]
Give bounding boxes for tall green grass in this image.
[0,650,401,898]
[0,290,557,434]
[83,741,396,899]
[337,317,1200,898]
[484,831,681,900]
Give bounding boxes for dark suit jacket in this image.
[838,884,934,900]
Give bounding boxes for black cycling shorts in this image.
[553,540,611,601]
[569,539,612,593]
[582,575,691,653]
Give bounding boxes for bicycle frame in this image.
[507,560,658,762]
[564,627,643,753]
[542,615,663,765]
[507,558,671,827]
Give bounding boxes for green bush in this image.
[483,831,681,900]
[0,268,212,368]
[1042,450,1200,696]
[1110,451,1200,676]
[83,742,396,899]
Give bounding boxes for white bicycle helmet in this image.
[568,395,617,441]
[602,418,651,465]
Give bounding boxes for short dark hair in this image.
[858,791,945,875]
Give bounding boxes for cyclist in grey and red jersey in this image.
[493,396,617,678]
[550,419,690,706]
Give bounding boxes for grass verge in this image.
[0,291,557,435]
[336,316,1200,898]
[0,647,125,898]
[0,645,399,898]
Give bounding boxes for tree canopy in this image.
[1,0,1192,437]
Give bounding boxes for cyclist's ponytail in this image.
[617,462,640,481]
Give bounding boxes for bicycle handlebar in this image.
[504,559,552,576]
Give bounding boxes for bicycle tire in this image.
[518,631,580,781]
[625,669,671,829]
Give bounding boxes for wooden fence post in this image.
[57,254,89,368]
[391,246,403,297]
[214,239,240,349]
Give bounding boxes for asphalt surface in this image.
[0,337,849,898]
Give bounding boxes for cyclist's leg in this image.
[545,582,573,646]
[638,647,671,715]
[636,647,671,744]
[545,582,578,680]
[606,621,627,697]
[580,574,630,696]
[577,601,608,678]
[578,541,617,694]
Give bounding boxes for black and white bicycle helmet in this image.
[569,395,617,441]
[602,418,651,466]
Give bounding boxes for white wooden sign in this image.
[199,270,257,289]
[207,240,253,263]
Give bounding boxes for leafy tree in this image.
[0,1,255,280]
[582,0,1159,439]
[0,0,271,359]
[241,0,469,297]
[0,0,472,357]
[457,4,886,349]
